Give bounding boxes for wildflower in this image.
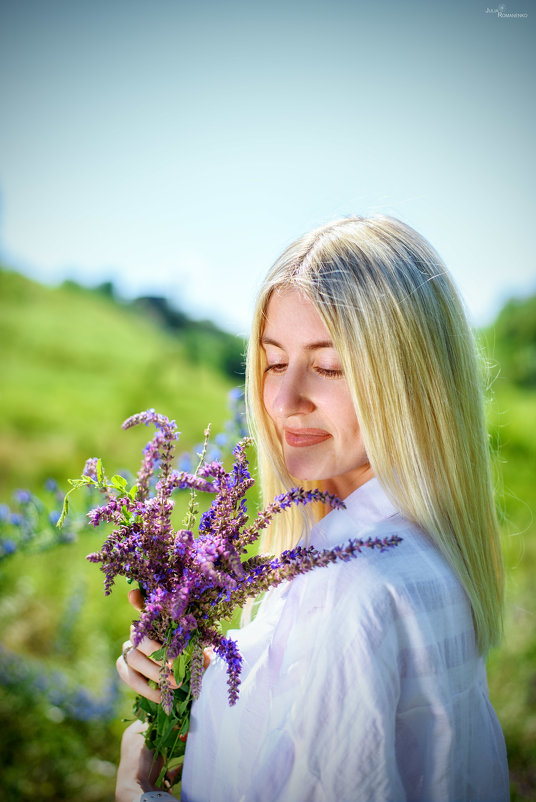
[177,453,193,473]
[14,489,32,505]
[0,644,120,723]
[0,538,17,558]
[82,458,100,480]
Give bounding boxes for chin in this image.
[285,462,321,484]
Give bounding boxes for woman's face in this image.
[262,288,373,499]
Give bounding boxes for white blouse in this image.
[181,478,509,801]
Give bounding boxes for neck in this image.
[322,463,375,500]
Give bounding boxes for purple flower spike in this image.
[167,471,217,494]
[122,409,177,434]
[159,662,174,716]
[214,635,242,705]
[123,410,180,495]
[190,643,205,699]
[82,458,99,480]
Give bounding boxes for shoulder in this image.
[293,514,435,603]
[288,513,472,650]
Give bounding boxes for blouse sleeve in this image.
[240,561,406,802]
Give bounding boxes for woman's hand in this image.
[115,719,176,801]
[114,589,212,799]
[116,589,177,703]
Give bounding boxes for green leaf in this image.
[173,654,187,684]
[57,497,70,529]
[97,458,105,484]
[56,476,93,528]
[162,718,177,745]
[111,474,128,491]
[177,698,191,717]
[156,703,172,733]
[134,694,158,721]
[156,766,168,788]
[179,715,190,736]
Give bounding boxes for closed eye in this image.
[315,367,344,378]
[264,363,287,374]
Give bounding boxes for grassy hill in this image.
[0,268,242,496]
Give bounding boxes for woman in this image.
[115,215,509,801]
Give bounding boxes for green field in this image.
[1,269,535,800]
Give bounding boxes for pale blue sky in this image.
[1,0,534,335]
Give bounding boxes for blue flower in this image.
[0,538,17,557]
[177,453,193,472]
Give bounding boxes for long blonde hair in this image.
[245,215,503,654]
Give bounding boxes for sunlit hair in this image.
[245,215,504,654]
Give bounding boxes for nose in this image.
[271,368,315,418]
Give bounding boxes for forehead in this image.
[262,288,331,343]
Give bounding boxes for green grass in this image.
[484,381,536,800]
[0,269,238,494]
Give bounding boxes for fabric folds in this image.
[182,478,509,802]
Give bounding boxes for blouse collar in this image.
[308,477,400,549]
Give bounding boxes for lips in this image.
[284,428,331,448]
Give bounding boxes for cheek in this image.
[347,412,362,444]
[331,393,362,442]
[262,380,276,423]
[347,414,366,456]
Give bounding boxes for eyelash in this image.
[316,367,344,378]
[264,364,343,378]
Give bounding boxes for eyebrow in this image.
[261,336,335,351]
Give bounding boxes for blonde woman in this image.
[116,216,509,801]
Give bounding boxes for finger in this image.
[129,626,162,659]
[128,588,144,612]
[203,648,213,670]
[116,655,162,703]
[127,647,178,688]
[124,636,178,688]
[124,645,163,684]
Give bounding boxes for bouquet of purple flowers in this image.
[59,409,402,789]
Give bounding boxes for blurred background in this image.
[1,0,534,799]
